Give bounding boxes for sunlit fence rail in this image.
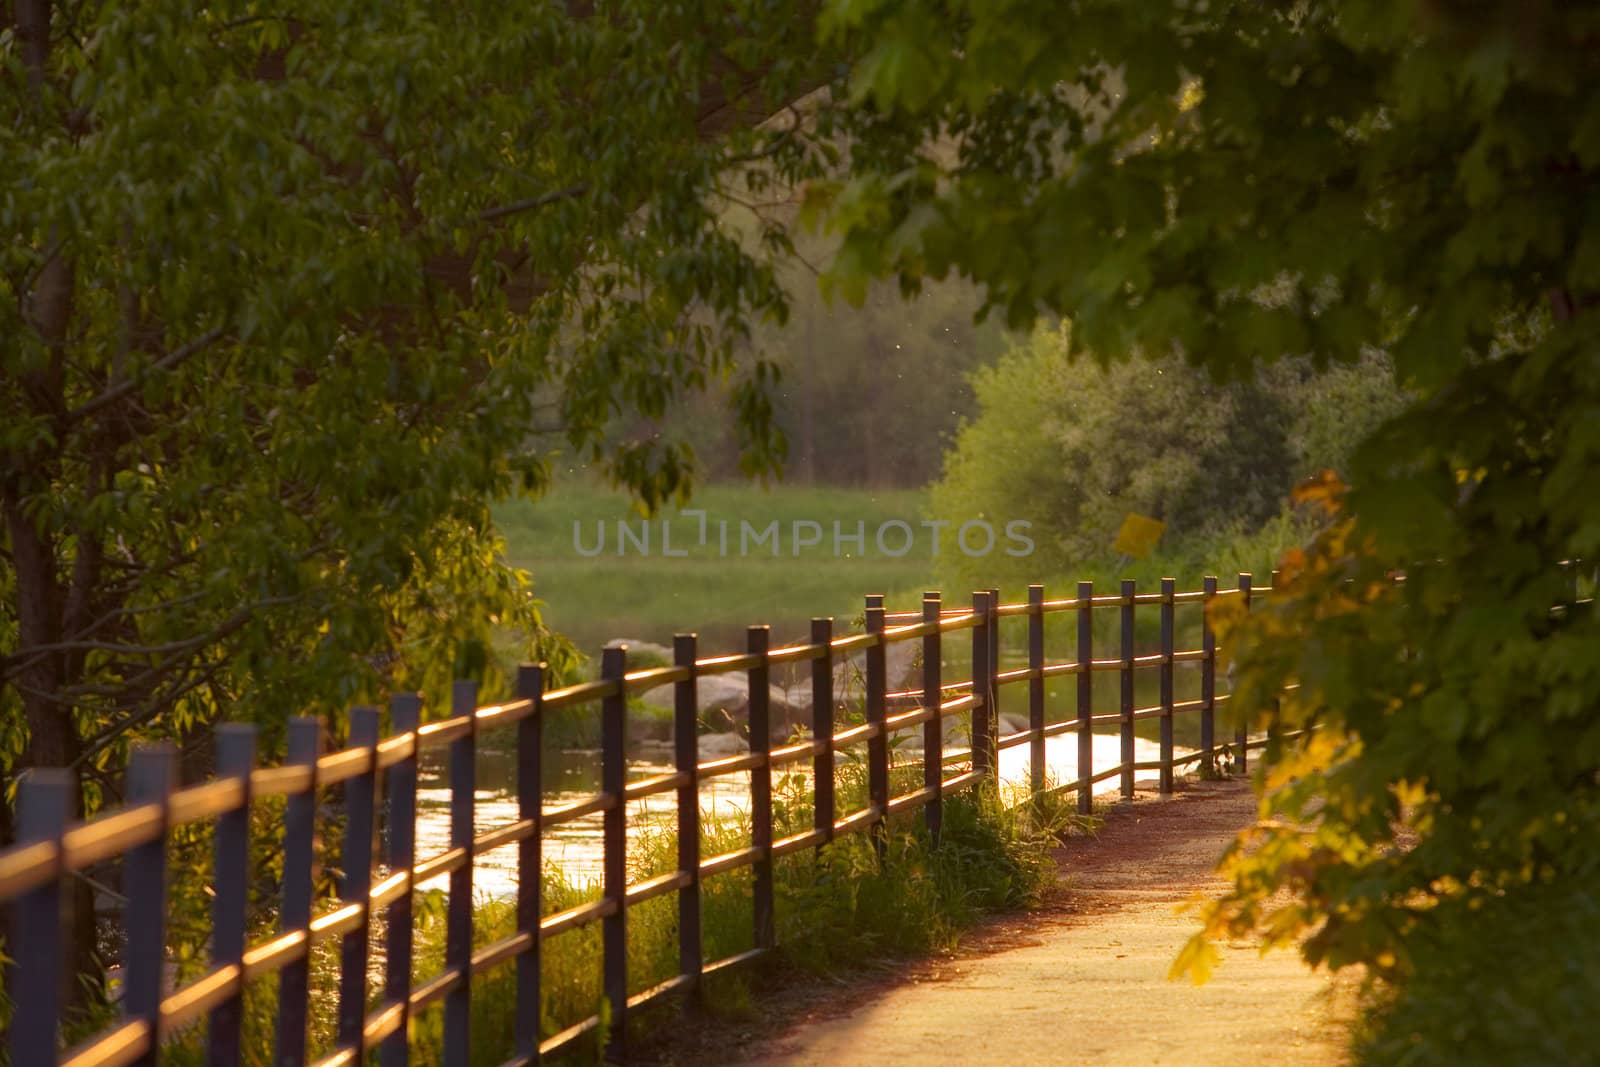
[1,573,1277,1066]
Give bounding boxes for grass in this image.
[496,481,936,653]
[874,507,1321,751]
[495,480,1311,753]
[148,762,1067,1066]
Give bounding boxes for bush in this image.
[1356,882,1600,1067]
[929,323,1402,587]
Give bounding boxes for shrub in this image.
[929,323,1402,588]
[1355,882,1600,1067]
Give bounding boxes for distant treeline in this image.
[651,252,1009,488]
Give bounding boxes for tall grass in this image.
[156,762,1064,1065]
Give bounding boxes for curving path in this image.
[735,778,1354,1066]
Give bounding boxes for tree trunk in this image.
[4,498,106,1022]
[7,3,102,1016]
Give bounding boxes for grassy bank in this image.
[413,789,1061,1064]
[497,482,935,653]
[155,768,1065,1065]
[875,509,1317,751]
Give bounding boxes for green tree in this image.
[817,0,1600,1049]
[932,322,1298,573]
[0,0,837,1004]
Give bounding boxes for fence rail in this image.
[1,573,1277,1067]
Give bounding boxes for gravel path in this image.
[734,778,1354,1066]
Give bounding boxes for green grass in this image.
[497,481,936,655]
[871,508,1321,750]
[152,766,1065,1066]
[404,773,1065,1065]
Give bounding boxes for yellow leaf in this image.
[1292,468,1346,514]
[1169,931,1219,985]
[1113,512,1166,558]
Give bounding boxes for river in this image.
[412,731,1189,898]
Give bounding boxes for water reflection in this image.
[412,732,1189,900]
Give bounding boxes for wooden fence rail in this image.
[1,574,1279,1067]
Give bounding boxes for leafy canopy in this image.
[0,1,835,802]
[819,0,1600,993]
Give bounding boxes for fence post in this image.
[1120,580,1136,801]
[809,619,835,850]
[922,592,943,842]
[987,588,1001,760]
[748,626,775,953]
[338,707,380,1056]
[10,770,70,1067]
[1236,573,1252,773]
[1076,581,1094,816]
[1159,579,1176,795]
[445,680,478,1067]
[384,694,422,1067]
[126,744,176,1067]
[514,666,543,1065]
[1201,576,1218,775]
[674,634,703,1000]
[209,724,256,1065]
[970,591,992,781]
[864,596,889,844]
[277,717,321,1066]
[1028,585,1046,797]
[600,645,628,1061]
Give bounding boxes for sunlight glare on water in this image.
[411,732,1191,900]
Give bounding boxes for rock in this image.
[630,713,673,743]
[609,638,674,660]
[640,673,816,742]
[768,673,817,711]
[639,672,748,711]
[884,639,919,690]
[636,634,930,745]
[998,713,1031,736]
[697,731,747,758]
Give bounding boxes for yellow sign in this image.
[1113,513,1166,559]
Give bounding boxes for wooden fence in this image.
[0,574,1277,1066]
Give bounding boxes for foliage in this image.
[930,322,1301,572]
[1354,881,1600,1067]
[1267,351,1407,488]
[0,1,843,815]
[818,0,1600,1037]
[927,324,1396,588]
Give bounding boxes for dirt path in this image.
[732,778,1353,1066]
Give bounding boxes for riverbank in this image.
[647,777,1354,1066]
[152,776,1066,1065]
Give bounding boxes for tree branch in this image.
[70,661,231,771]
[0,595,298,680]
[65,327,226,423]
[477,184,589,223]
